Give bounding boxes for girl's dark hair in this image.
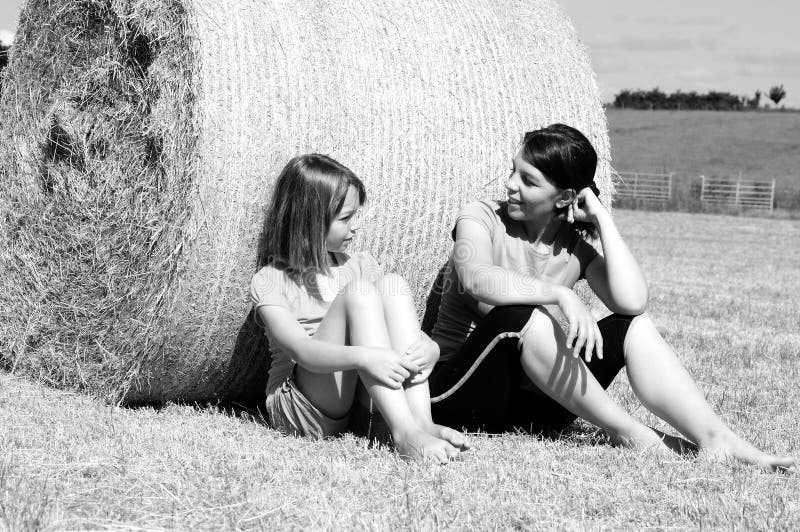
[521,123,599,237]
[256,154,366,280]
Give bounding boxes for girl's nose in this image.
[505,174,518,192]
[350,212,362,232]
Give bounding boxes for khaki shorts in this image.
[266,376,350,439]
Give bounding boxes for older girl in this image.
[252,154,468,463]
[429,124,794,471]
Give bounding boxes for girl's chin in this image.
[506,204,526,218]
[328,241,351,253]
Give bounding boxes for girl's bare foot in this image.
[607,424,675,456]
[422,423,471,450]
[699,432,796,472]
[651,428,698,456]
[394,430,459,464]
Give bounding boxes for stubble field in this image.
[1,208,799,530]
[607,109,800,212]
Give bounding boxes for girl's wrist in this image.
[591,209,613,231]
[553,285,573,306]
[352,346,367,371]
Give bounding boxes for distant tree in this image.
[768,84,786,105]
[746,90,761,109]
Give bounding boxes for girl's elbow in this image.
[464,284,500,306]
[460,270,504,305]
[285,342,315,370]
[461,275,489,302]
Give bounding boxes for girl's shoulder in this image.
[336,251,383,282]
[252,263,288,282]
[453,199,507,237]
[250,264,292,296]
[460,198,504,219]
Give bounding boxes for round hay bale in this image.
[0,0,612,404]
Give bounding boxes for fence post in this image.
[700,175,706,202]
[735,179,741,207]
[667,173,673,201]
[770,179,775,212]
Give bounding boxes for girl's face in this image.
[325,186,362,253]
[505,149,569,222]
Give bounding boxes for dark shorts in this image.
[429,305,635,434]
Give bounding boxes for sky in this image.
[557,0,800,107]
[1,0,798,107]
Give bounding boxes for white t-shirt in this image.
[249,252,382,397]
[431,199,600,362]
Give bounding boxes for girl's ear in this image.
[555,189,576,209]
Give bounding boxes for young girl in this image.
[429,124,795,471]
[251,153,468,463]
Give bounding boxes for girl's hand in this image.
[556,288,603,362]
[358,347,420,389]
[565,187,606,225]
[404,331,440,384]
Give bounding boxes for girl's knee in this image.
[519,308,559,356]
[622,313,664,355]
[340,279,381,309]
[627,313,655,335]
[376,272,412,297]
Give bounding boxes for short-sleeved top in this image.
[431,199,600,362]
[250,251,382,397]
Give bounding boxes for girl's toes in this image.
[762,455,796,472]
[444,442,460,460]
[436,425,471,450]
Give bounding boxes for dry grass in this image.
[2,209,799,530]
[0,0,198,403]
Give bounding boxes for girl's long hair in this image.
[521,124,599,238]
[256,154,366,282]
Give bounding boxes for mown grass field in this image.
[607,109,800,211]
[2,209,800,530]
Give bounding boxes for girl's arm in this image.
[257,305,417,388]
[569,189,649,315]
[455,218,564,307]
[454,218,602,360]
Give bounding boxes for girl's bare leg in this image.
[376,274,469,453]
[623,315,795,471]
[293,286,358,420]
[294,280,453,463]
[518,308,671,452]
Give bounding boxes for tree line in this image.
[613,86,787,111]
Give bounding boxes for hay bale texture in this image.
[0,0,612,403]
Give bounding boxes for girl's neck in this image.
[521,214,560,246]
[326,250,342,268]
